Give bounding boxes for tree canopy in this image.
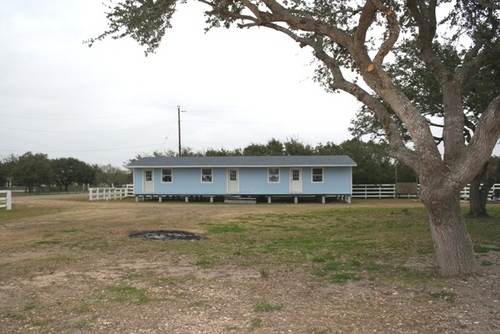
[0,153,132,193]
[91,0,500,276]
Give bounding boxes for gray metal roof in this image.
[127,155,356,168]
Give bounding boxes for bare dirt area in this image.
[0,197,499,333]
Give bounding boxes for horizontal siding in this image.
[133,166,352,196]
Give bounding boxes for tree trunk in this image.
[468,161,500,217]
[423,194,477,277]
[468,173,489,217]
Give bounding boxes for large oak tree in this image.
[350,43,500,217]
[89,0,500,277]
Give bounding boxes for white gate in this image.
[0,190,12,210]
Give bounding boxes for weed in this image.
[474,245,492,253]
[73,303,91,315]
[474,245,500,253]
[208,224,244,233]
[250,317,263,328]
[329,273,361,284]
[260,269,270,278]
[253,302,283,312]
[31,318,52,326]
[311,329,335,334]
[24,302,36,311]
[195,257,214,268]
[429,291,457,303]
[62,228,78,233]
[108,286,150,304]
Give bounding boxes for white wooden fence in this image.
[0,190,12,210]
[87,184,500,201]
[352,183,500,199]
[352,184,397,199]
[89,187,130,201]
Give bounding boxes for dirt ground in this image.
[0,197,499,333]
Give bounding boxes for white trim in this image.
[130,164,356,169]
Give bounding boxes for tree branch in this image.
[455,94,500,183]
[372,2,400,66]
[407,0,449,81]
[474,0,500,10]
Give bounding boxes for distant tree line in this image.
[0,152,132,193]
[133,137,419,185]
[4,139,496,193]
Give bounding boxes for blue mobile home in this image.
[127,155,356,203]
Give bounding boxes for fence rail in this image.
[0,190,12,210]
[89,188,130,201]
[352,183,500,199]
[88,184,500,201]
[352,184,397,199]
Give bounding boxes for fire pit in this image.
[129,230,207,241]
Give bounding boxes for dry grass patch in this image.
[0,197,499,333]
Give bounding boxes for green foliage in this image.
[92,163,132,186]
[10,152,53,193]
[349,42,500,145]
[1,152,128,191]
[51,158,95,191]
[85,0,179,56]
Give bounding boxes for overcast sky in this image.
[1,1,497,168]
[0,1,362,168]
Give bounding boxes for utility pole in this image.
[177,106,185,157]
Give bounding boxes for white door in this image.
[143,169,154,193]
[228,168,239,193]
[290,168,302,193]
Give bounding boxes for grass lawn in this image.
[0,197,499,333]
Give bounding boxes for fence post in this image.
[6,190,12,210]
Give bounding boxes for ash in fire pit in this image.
[129,230,206,241]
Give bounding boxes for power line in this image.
[0,105,179,121]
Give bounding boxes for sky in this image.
[1,1,498,168]
[1,1,360,168]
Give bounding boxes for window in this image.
[162,169,172,183]
[229,169,237,181]
[145,170,152,181]
[312,168,323,183]
[201,168,213,183]
[268,168,280,183]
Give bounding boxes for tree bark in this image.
[468,171,489,217]
[422,190,477,276]
[468,161,500,217]
[468,163,489,217]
